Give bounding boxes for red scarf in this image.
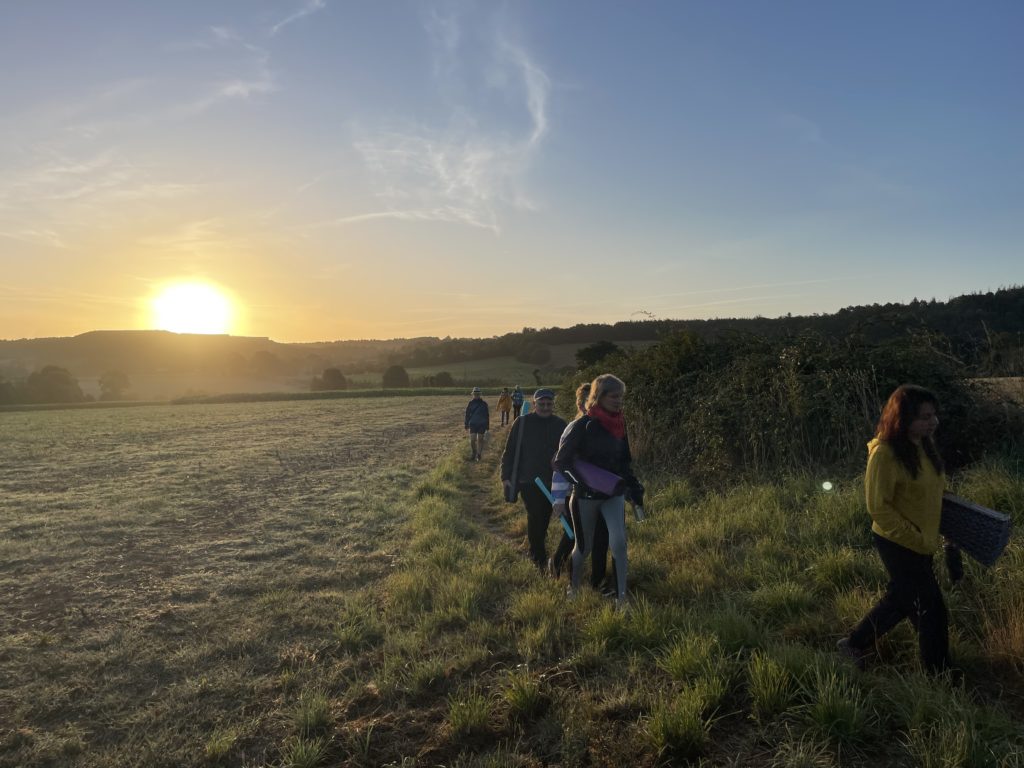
[587,404,626,439]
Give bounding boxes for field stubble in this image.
[0,396,469,767]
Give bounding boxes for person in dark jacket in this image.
[501,388,567,571]
[554,373,642,608]
[464,387,490,461]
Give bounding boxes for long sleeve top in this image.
[464,398,490,431]
[865,438,944,555]
[553,415,638,499]
[500,412,567,488]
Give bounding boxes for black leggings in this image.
[849,533,950,673]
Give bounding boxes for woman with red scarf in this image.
[553,373,643,607]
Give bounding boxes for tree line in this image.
[0,367,131,405]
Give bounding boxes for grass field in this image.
[2,400,1023,767]
[0,396,469,767]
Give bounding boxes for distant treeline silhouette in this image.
[2,288,1023,405]
[388,286,1024,376]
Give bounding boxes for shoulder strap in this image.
[510,415,526,486]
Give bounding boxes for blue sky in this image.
[1,1,1021,341]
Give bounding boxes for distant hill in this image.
[0,331,430,380]
[2,286,1023,393]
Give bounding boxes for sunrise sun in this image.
[150,282,236,335]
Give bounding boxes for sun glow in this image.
[150,282,235,334]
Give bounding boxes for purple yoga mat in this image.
[572,459,625,496]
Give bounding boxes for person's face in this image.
[534,397,554,417]
[907,401,939,442]
[599,389,624,414]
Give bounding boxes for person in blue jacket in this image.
[464,387,490,461]
[511,385,525,420]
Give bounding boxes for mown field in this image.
[0,397,469,767]
[2,398,1023,767]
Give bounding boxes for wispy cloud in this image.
[271,0,327,36]
[136,218,234,255]
[346,13,551,234]
[0,228,67,249]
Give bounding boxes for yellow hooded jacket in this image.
[864,438,945,555]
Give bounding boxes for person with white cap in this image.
[464,387,490,461]
[501,388,567,571]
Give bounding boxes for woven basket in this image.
[940,493,1012,567]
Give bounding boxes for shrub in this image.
[382,365,411,388]
[606,329,1024,485]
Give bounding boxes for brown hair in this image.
[876,384,943,478]
[585,374,625,411]
[575,382,591,416]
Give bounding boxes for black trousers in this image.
[513,404,522,419]
[849,533,950,673]
[552,493,613,587]
[500,410,510,425]
[521,482,552,570]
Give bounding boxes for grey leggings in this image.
[572,495,627,598]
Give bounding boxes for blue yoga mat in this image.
[534,476,575,540]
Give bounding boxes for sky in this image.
[1,1,1022,342]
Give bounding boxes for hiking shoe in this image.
[614,594,630,612]
[836,637,868,671]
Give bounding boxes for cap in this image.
[471,387,481,394]
[533,388,555,400]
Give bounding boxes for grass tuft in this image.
[646,687,711,762]
[281,736,328,768]
[748,649,798,722]
[292,689,332,736]
[448,685,492,737]
[502,667,548,720]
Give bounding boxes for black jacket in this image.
[553,416,640,500]
[501,412,567,488]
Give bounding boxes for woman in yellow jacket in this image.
[838,384,951,674]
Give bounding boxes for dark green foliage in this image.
[514,344,551,365]
[25,365,85,404]
[431,371,456,387]
[575,340,622,369]
[310,367,348,391]
[381,364,411,388]
[590,329,1023,485]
